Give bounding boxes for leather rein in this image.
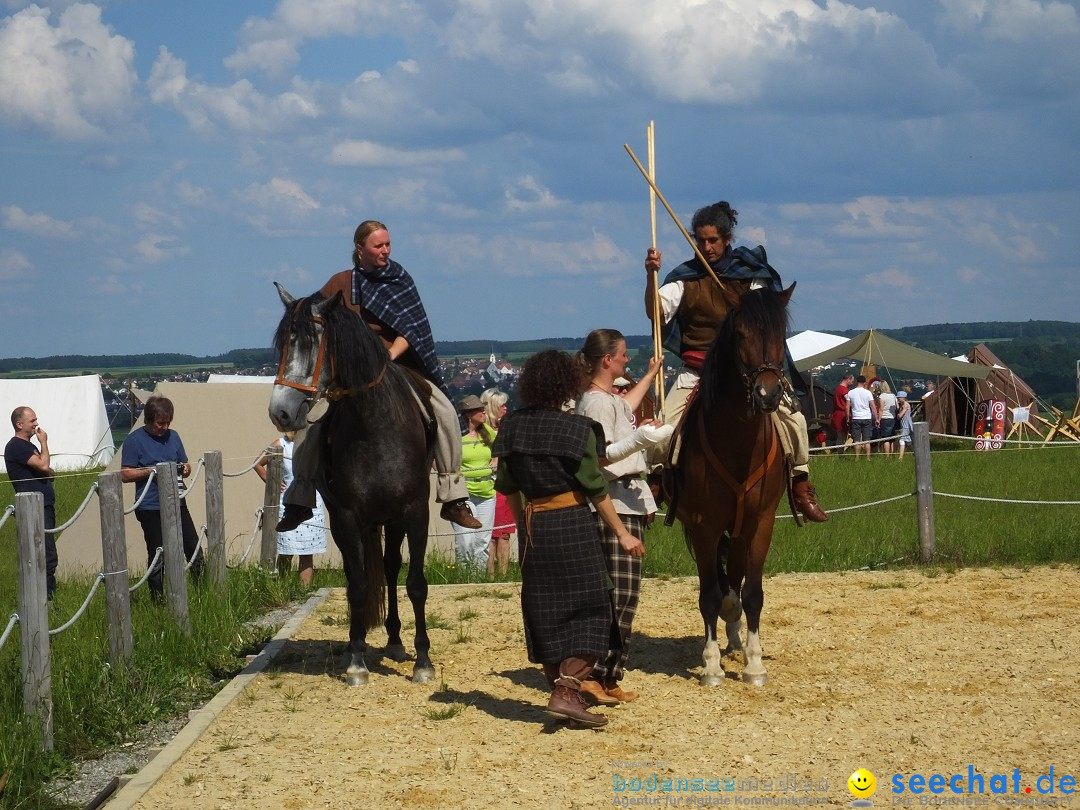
[273,308,387,403]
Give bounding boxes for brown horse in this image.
[666,282,794,687]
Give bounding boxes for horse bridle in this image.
[274,307,386,402]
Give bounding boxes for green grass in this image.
[3,442,1079,808]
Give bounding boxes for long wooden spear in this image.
[623,144,727,291]
[646,121,665,413]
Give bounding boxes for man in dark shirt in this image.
[5,406,58,599]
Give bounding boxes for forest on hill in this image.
[1,321,1077,408]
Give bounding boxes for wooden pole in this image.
[260,446,284,570]
[157,462,190,634]
[913,422,936,563]
[624,144,728,291]
[15,491,53,751]
[98,472,132,668]
[204,450,226,593]
[646,121,665,414]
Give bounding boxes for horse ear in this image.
[275,282,295,307]
[781,281,796,304]
[311,290,343,319]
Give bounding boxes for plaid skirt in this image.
[520,502,611,664]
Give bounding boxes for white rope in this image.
[928,430,1080,447]
[129,546,163,592]
[178,458,205,501]
[223,456,264,477]
[124,469,157,514]
[776,491,914,518]
[0,613,19,651]
[934,491,1080,506]
[185,538,204,571]
[49,573,104,636]
[53,481,101,532]
[227,508,264,569]
[0,503,14,531]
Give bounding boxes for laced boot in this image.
[793,476,828,523]
[545,678,608,727]
[440,499,482,529]
[579,678,620,706]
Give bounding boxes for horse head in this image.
[707,282,795,417]
[268,282,337,431]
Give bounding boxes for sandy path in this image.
[131,567,1080,809]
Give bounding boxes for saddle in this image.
[661,385,803,531]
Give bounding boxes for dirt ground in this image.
[131,567,1079,809]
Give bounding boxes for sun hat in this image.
[458,394,484,412]
[897,390,908,398]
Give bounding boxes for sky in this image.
[1,0,1078,358]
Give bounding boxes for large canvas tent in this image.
[787,330,849,364]
[792,328,992,380]
[0,375,114,472]
[922,344,1041,437]
[56,381,460,576]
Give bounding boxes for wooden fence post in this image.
[913,422,936,563]
[157,462,191,634]
[15,491,53,751]
[260,446,283,570]
[204,450,226,594]
[98,471,132,668]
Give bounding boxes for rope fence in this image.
[128,547,162,593]
[53,481,100,532]
[227,509,265,569]
[0,613,18,651]
[123,469,157,514]
[49,574,106,636]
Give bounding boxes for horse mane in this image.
[273,292,389,392]
[699,286,790,412]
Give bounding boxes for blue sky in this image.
[1,0,1078,357]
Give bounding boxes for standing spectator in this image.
[120,396,203,601]
[877,381,898,455]
[481,388,514,578]
[455,394,496,571]
[5,407,57,599]
[896,390,914,460]
[831,373,854,453]
[574,329,667,706]
[255,432,327,586]
[845,376,876,459]
[492,349,644,728]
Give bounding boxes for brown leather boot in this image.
[440,499,483,529]
[793,476,828,523]
[579,678,620,706]
[603,680,638,703]
[545,684,608,727]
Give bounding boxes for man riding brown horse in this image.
[643,200,828,523]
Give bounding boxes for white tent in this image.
[787,330,849,364]
[0,375,114,472]
[206,374,273,384]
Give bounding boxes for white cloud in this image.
[451,229,629,277]
[328,140,467,167]
[0,248,32,280]
[148,47,320,134]
[240,177,320,214]
[225,0,422,77]
[133,203,183,229]
[134,233,188,264]
[2,205,79,237]
[505,176,558,212]
[0,3,137,139]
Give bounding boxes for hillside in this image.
[1,321,1077,408]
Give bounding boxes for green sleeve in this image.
[494,458,518,496]
[574,431,608,498]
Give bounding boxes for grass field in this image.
[2,441,1079,808]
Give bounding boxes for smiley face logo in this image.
[848,768,877,799]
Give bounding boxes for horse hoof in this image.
[741,671,768,688]
[384,644,408,663]
[346,671,369,687]
[699,673,725,688]
[412,667,436,684]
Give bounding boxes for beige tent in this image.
[922,344,1041,437]
[793,328,992,379]
[58,382,459,577]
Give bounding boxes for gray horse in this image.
[269,283,436,686]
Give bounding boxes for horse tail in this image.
[362,529,387,632]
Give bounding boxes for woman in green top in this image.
[453,394,496,569]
